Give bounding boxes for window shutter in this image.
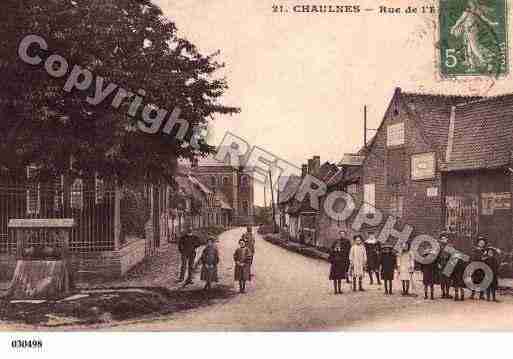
[70,178,84,210]
[95,174,105,204]
[54,175,64,211]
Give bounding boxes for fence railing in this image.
[0,184,116,255]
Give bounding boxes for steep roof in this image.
[400,92,481,155]
[318,162,339,182]
[445,94,513,171]
[278,175,302,204]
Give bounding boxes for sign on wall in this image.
[427,187,438,197]
[411,152,436,180]
[387,122,405,147]
[481,192,511,215]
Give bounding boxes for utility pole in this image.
[269,170,276,232]
[263,185,267,210]
[276,174,281,229]
[364,104,377,148]
[364,104,367,148]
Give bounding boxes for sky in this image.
[154,0,513,205]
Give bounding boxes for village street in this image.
[99,227,513,331]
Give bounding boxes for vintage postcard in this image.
[2,0,513,355]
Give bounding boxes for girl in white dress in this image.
[397,242,414,296]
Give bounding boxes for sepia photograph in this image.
[2,0,513,357]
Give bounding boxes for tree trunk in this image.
[7,260,73,299]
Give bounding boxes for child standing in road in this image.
[380,245,396,295]
[233,238,251,293]
[397,242,414,296]
[200,237,219,291]
[420,248,438,300]
[349,235,367,291]
[484,247,500,302]
[365,232,381,285]
[329,241,348,294]
[452,251,467,301]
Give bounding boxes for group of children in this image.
[328,231,500,301]
[198,226,256,293]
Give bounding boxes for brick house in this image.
[191,157,254,226]
[442,94,513,253]
[316,153,365,248]
[169,170,233,240]
[356,88,480,241]
[278,156,338,246]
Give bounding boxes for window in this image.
[363,183,375,215]
[70,178,84,210]
[210,176,216,187]
[241,175,248,187]
[223,176,229,185]
[26,166,40,215]
[54,175,64,211]
[386,122,405,147]
[242,200,249,215]
[390,194,404,218]
[95,174,105,204]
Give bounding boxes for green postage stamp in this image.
[439,0,509,77]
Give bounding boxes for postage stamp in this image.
[439,0,509,77]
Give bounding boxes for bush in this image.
[257,224,274,235]
[120,186,150,243]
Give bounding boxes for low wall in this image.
[0,239,147,282]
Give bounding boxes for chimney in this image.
[307,159,314,175]
[312,156,320,176]
[301,164,308,178]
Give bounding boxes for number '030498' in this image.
[11,339,43,349]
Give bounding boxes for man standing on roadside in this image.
[177,226,201,285]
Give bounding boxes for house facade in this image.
[191,157,254,226]
[168,170,233,240]
[442,94,513,253]
[354,88,513,253]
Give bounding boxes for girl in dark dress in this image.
[420,248,438,300]
[484,247,499,302]
[452,252,466,301]
[329,242,348,294]
[200,237,219,291]
[365,234,381,285]
[380,245,396,295]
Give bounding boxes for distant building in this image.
[191,155,255,226]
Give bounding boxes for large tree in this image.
[0,0,238,184]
